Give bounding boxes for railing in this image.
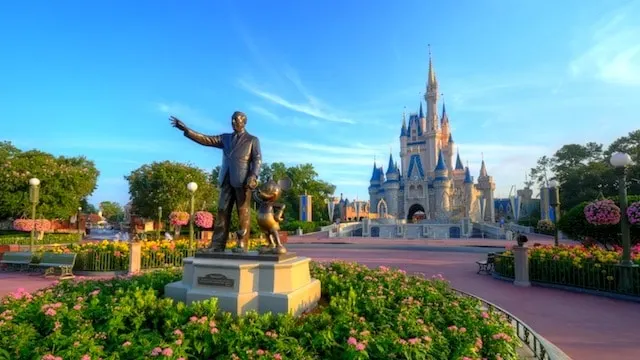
[451,288,572,360]
[74,251,129,272]
[494,253,515,278]
[141,249,196,270]
[529,258,640,297]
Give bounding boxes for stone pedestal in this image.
[513,246,531,287]
[128,242,141,275]
[165,251,321,317]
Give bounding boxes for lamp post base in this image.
[615,263,639,293]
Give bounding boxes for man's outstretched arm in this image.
[170,116,223,148]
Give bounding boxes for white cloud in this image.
[238,80,356,124]
[249,105,280,122]
[569,3,640,86]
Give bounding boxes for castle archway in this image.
[377,199,388,218]
[407,204,426,222]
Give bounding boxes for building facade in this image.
[368,51,496,223]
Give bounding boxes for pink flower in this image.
[162,348,173,356]
[355,343,366,351]
[481,312,489,319]
[81,355,91,360]
[173,329,183,337]
[151,347,162,356]
[347,337,358,345]
[256,349,265,355]
[122,341,132,347]
[273,354,282,360]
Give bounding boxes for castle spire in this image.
[419,102,424,118]
[448,133,454,143]
[455,151,464,170]
[427,44,437,89]
[386,151,395,175]
[400,107,407,136]
[464,166,473,183]
[479,156,488,177]
[434,149,447,171]
[441,99,449,124]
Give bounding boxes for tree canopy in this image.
[125,161,217,219]
[211,162,336,222]
[528,130,640,211]
[0,141,99,219]
[99,201,124,222]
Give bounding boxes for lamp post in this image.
[610,152,636,292]
[77,207,82,242]
[28,178,40,252]
[548,180,560,246]
[157,206,162,240]
[187,182,198,248]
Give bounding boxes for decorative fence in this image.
[451,288,571,360]
[141,249,196,270]
[493,253,640,298]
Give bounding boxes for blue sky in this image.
[2,0,640,207]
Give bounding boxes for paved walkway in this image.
[1,240,638,360]
[287,247,639,360]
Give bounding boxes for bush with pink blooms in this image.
[169,211,189,226]
[628,201,640,226]
[584,199,621,225]
[194,211,214,229]
[12,218,52,232]
[0,263,520,359]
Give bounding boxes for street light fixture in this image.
[28,178,40,252]
[157,206,163,240]
[548,180,560,246]
[610,152,636,292]
[77,207,82,242]
[187,182,198,248]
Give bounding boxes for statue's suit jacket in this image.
[183,129,262,189]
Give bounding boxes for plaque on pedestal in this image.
[165,255,321,317]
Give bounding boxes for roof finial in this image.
[428,43,432,59]
[481,152,484,161]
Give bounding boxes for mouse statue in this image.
[253,177,292,254]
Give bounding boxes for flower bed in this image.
[494,244,640,296]
[0,263,520,359]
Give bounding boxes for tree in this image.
[0,142,99,219]
[99,201,124,222]
[125,161,217,219]
[605,129,640,162]
[80,199,98,214]
[528,156,551,188]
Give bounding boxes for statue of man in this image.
[170,111,262,252]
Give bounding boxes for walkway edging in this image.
[452,288,572,360]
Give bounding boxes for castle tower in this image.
[399,108,408,175]
[463,166,474,218]
[477,159,496,222]
[443,133,454,172]
[424,46,439,174]
[384,152,400,216]
[433,149,451,217]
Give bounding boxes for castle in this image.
[368,51,496,223]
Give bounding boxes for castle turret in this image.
[477,159,496,222]
[433,149,451,216]
[463,166,474,218]
[384,152,400,215]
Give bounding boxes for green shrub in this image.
[0,263,520,359]
[557,195,640,248]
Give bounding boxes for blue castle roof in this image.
[455,152,464,170]
[419,102,424,118]
[385,153,396,175]
[464,166,473,183]
[407,154,425,179]
[435,149,447,171]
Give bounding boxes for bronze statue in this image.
[170,111,262,252]
[253,177,291,254]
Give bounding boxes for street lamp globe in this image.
[548,180,559,188]
[187,182,198,193]
[29,178,40,186]
[610,152,633,168]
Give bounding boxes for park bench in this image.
[0,251,33,271]
[35,252,77,279]
[476,253,496,275]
